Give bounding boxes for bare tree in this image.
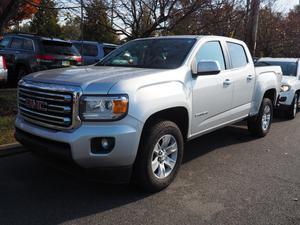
[107,0,208,39]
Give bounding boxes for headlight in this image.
[280,85,291,92]
[80,95,128,121]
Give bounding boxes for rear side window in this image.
[42,41,79,56]
[10,38,23,49]
[0,37,11,49]
[227,42,248,68]
[23,39,34,51]
[73,43,98,56]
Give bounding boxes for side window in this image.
[82,44,98,57]
[10,38,24,49]
[0,37,11,49]
[227,42,248,68]
[103,47,116,56]
[196,41,226,70]
[23,39,34,51]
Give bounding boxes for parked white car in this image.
[0,55,7,83]
[256,58,300,119]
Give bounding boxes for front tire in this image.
[133,120,184,192]
[285,93,298,119]
[247,98,273,138]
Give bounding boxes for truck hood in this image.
[24,66,166,94]
[281,75,299,86]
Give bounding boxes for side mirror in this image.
[192,60,221,76]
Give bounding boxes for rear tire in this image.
[285,93,298,119]
[133,120,184,192]
[247,98,273,138]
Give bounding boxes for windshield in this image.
[96,38,196,69]
[256,61,298,76]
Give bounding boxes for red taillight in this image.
[73,56,82,63]
[2,56,7,70]
[35,55,55,61]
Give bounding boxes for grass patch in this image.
[0,89,17,145]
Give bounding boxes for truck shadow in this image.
[183,123,255,163]
[0,123,256,225]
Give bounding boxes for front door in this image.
[191,41,233,135]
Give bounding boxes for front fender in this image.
[128,80,191,123]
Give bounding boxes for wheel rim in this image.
[293,95,298,116]
[151,134,178,179]
[261,105,271,131]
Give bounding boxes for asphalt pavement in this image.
[0,116,299,225]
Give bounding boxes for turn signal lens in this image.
[113,99,128,113]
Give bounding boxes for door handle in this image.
[223,79,232,86]
[247,75,254,81]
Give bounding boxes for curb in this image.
[0,142,28,157]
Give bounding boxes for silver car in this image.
[15,36,282,192]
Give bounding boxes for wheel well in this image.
[263,89,277,105]
[142,107,189,141]
[15,63,29,72]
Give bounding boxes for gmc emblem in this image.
[25,99,48,111]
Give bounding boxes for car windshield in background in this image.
[42,41,79,56]
[256,61,297,76]
[96,38,196,69]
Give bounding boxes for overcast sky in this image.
[276,0,299,12]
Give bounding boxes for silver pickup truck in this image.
[15,36,282,192]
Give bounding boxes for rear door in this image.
[191,41,234,134]
[226,42,255,116]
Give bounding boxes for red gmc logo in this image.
[25,99,48,111]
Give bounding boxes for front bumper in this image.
[15,115,143,169]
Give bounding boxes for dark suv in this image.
[0,33,82,86]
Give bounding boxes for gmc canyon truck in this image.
[15,36,282,192]
[256,58,300,119]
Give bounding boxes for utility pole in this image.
[111,0,114,27]
[80,0,84,64]
[246,0,260,56]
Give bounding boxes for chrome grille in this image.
[18,80,82,130]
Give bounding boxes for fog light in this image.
[101,138,110,149]
[91,137,115,154]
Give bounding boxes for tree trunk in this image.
[246,0,260,56]
[0,0,23,35]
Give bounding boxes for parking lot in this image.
[0,116,299,225]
